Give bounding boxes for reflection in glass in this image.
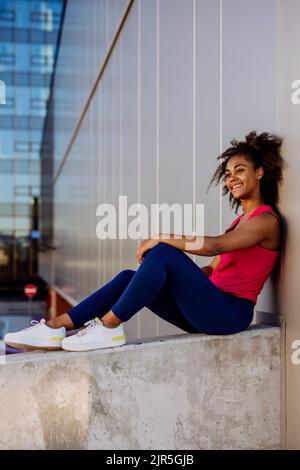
[0,0,63,281]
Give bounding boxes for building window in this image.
[0,160,39,176]
[30,98,47,110]
[0,52,15,65]
[3,97,14,109]
[14,141,41,153]
[30,54,53,67]
[0,9,15,21]
[0,115,44,130]
[15,141,30,152]
[0,27,58,44]
[0,71,51,87]
[30,10,61,25]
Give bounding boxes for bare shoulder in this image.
[241,211,279,229]
[255,211,281,249]
[257,211,281,226]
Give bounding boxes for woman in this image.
[4,130,285,352]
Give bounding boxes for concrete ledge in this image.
[0,325,280,450]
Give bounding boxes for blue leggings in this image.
[67,243,254,335]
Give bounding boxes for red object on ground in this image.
[24,284,38,298]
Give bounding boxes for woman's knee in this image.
[145,242,180,257]
[118,269,136,279]
[112,269,136,286]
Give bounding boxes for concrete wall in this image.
[277,0,300,450]
[40,0,279,341]
[0,325,280,450]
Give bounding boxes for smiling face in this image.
[225,154,264,200]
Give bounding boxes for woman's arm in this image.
[136,213,278,262]
[157,213,278,255]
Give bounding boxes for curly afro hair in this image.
[207,130,286,214]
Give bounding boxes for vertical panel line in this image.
[137,0,141,339]
[119,35,123,274]
[192,0,196,262]
[98,91,102,286]
[219,0,223,235]
[156,0,160,337]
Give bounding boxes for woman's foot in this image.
[4,319,66,351]
[61,317,126,352]
[47,313,75,330]
[101,310,123,328]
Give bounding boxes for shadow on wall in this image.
[257,210,287,327]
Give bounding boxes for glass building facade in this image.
[0,0,63,282]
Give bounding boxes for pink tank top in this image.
[209,205,280,304]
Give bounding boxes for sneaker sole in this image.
[4,342,62,351]
[62,340,126,352]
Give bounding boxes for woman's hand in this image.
[136,237,160,264]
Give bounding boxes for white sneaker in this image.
[4,319,66,351]
[62,317,126,352]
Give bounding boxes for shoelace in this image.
[77,318,101,337]
[24,319,46,330]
